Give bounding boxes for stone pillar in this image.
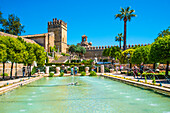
[110,69,114,73]
[56,67,60,74]
[46,66,49,74]
[101,65,104,73]
[97,67,99,73]
[85,67,89,73]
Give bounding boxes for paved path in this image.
[0,77,32,87]
[104,72,170,89]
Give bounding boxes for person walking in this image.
[22,67,25,77]
[74,66,78,75]
[133,64,138,78]
[71,67,74,75]
[140,63,144,78]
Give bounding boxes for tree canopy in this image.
[0,11,25,35]
[102,46,122,60]
[119,48,135,64]
[131,45,151,64]
[150,35,170,63]
[68,44,86,56]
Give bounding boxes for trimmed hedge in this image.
[45,63,91,66]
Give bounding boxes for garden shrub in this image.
[67,68,71,71]
[121,71,127,74]
[59,72,64,77]
[81,71,86,76]
[55,55,58,60]
[89,71,97,76]
[104,67,110,72]
[79,66,85,72]
[49,67,56,73]
[49,73,54,77]
[70,65,74,68]
[0,73,8,76]
[103,59,108,62]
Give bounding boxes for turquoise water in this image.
[0,76,170,113]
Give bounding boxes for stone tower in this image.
[48,18,67,53]
[79,35,92,47]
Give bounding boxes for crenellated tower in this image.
[48,18,67,53]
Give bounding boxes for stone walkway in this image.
[104,72,170,89]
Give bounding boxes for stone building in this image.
[22,18,68,53]
[77,35,92,47]
[21,32,54,52]
[48,18,67,53]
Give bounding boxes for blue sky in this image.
[0,0,170,46]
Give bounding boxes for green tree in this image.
[0,36,25,79]
[0,43,7,80]
[34,44,46,66]
[150,35,170,76]
[0,13,25,35]
[131,45,151,65]
[120,48,135,68]
[115,33,123,49]
[155,26,170,41]
[102,48,112,57]
[115,6,136,50]
[110,46,122,60]
[79,46,86,56]
[68,45,76,53]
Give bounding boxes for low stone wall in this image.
[0,76,43,95]
[0,63,26,76]
[101,74,170,96]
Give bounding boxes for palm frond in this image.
[129,9,135,14]
[126,6,131,11]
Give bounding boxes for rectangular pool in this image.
[0,76,170,113]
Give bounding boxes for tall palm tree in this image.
[115,33,123,49]
[115,6,136,50]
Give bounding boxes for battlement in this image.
[85,43,150,50]
[48,18,67,28]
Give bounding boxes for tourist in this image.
[74,66,78,75]
[140,62,144,78]
[22,67,25,77]
[71,67,74,75]
[120,65,123,72]
[133,64,138,78]
[116,66,119,73]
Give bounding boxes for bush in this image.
[45,63,90,66]
[31,66,36,75]
[121,71,127,74]
[71,60,81,63]
[67,68,71,71]
[70,65,74,68]
[103,59,108,62]
[0,73,8,76]
[89,71,97,76]
[49,72,54,77]
[105,67,110,72]
[79,66,85,72]
[81,71,86,76]
[55,55,59,60]
[59,72,64,77]
[49,67,56,73]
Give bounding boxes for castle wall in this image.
[84,43,150,58]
